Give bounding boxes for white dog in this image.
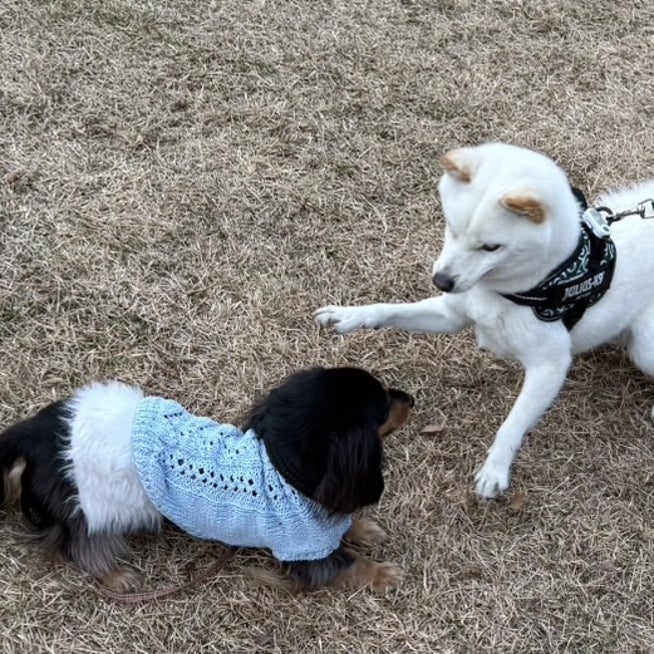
[316,142,654,498]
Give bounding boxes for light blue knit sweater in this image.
[131,397,352,561]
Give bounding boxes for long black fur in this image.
[244,367,395,514]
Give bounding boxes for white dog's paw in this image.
[474,456,511,499]
[314,305,383,334]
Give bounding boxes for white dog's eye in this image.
[479,243,501,252]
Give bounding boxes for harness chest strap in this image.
[502,187,617,331]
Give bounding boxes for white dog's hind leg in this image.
[626,302,654,423]
[627,303,654,377]
[315,297,471,335]
[475,355,572,499]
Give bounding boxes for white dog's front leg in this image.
[315,296,470,335]
[475,355,572,499]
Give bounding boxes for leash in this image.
[593,198,654,225]
[95,546,235,603]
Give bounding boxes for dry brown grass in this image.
[2,0,654,651]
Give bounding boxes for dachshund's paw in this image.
[100,566,140,593]
[369,561,403,594]
[345,518,388,548]
[337,558,403,594]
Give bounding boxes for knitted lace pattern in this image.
[131,397,352,561]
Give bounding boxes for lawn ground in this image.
[1,1,654,652]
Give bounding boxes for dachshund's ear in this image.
[312,427,383,515]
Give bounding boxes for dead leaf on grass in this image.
[420,422,445,436]
[509,492,525,512]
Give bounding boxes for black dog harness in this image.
[502,188,617,331]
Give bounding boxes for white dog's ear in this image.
[500,192,546,224]
[440,148,474,183]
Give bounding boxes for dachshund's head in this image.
[244,367,414,515]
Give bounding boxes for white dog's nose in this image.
[432,272,455,293]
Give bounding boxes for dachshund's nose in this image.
[394,390,415,407]
[432,272,455,293]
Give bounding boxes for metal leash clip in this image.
[637,198,654,219]
[594,198,654,225]
[582,207,612,239]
